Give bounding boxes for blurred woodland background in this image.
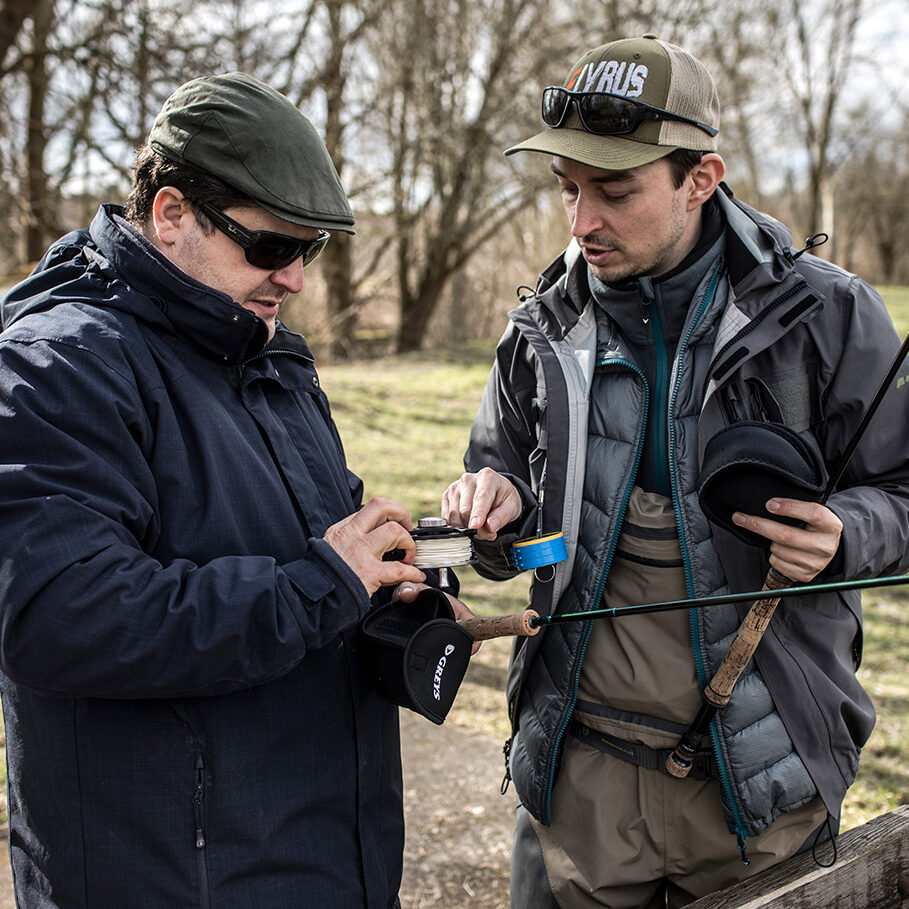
[0,0,908,358]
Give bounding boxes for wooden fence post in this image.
[689,806,909,908]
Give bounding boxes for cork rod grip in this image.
[703,567,791,707]
[665,568,792,779]
[459,610,540,641]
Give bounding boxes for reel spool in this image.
[411,517,476,588]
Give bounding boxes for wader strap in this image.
[568,719,718,781]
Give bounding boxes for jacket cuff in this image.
[496,471,540,538]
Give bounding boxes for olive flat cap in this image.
[149,72,355,234]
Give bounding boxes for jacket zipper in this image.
[636,283,670,496]
[666,262,750,852]
[542,357,648,825]
[192,752,211,909]
[240,347,315,369]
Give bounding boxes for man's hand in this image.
[394,582,482,654]
[732,498,843,583]
[441,467,523,541]
[324,497,425,596]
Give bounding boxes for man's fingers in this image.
[442,476,477,528]
[732,510,796,545]
[733,498,843,584]
[393,582,422,603]
[765,498,843,533]
[355,497,414,532]
[323,499,423,596]
[768,544,825,582]
[376,560,426,588]
[446,593,475,623]
[367,519,417,563]
[468,478,499,530]
[441,470,522,541]
[733,513,831,558]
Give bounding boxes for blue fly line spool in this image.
[512,462,567,580]
[511,531,568,576]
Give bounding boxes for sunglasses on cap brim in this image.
[541,86,718,138]
[196,201,330,271]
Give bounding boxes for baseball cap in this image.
[506,35,720,171]
[149,72,355,234]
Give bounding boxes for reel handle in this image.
[458,610,540,641]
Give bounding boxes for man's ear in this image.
[688,153,726,210]
[150,187,192,249]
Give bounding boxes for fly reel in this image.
[411,517,475,588]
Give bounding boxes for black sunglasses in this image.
[195,201,330,271]
[541,86,718,138]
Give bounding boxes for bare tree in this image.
[835,112,909,282]
[5,0,909,329]
[697,5,769,207]
[0,0,40,70]
[22,0,52,260]
[307,0,385,360]
[763,0,864,239]
[369,0,560,352]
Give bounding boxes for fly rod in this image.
[457,571,909,639]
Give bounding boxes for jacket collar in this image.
[522,183,818,339]
[90,204,270,365]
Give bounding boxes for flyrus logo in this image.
[566,60,648,98]
[433,644,457,701]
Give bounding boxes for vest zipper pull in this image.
[737,832,750,865]
[500,737,513,795]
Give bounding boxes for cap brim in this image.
[505,127,675,171]
[259,201,356,235]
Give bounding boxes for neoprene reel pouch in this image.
[360,587,474,725]
[698,421,828,548]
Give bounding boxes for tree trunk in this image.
[396,278,444,353]
[319,0,359,359]
[24,0,52,263]
[322,232,357,359]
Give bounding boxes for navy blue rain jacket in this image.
[0,205,403,908]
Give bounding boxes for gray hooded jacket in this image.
[466,185,909,846]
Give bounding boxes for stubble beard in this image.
[585,195,692,284]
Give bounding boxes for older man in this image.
[0,72,458,908]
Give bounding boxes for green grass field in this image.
[880,286,909,336]
[321,285,909,833]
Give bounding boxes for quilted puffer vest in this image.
[572,256,817,840]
